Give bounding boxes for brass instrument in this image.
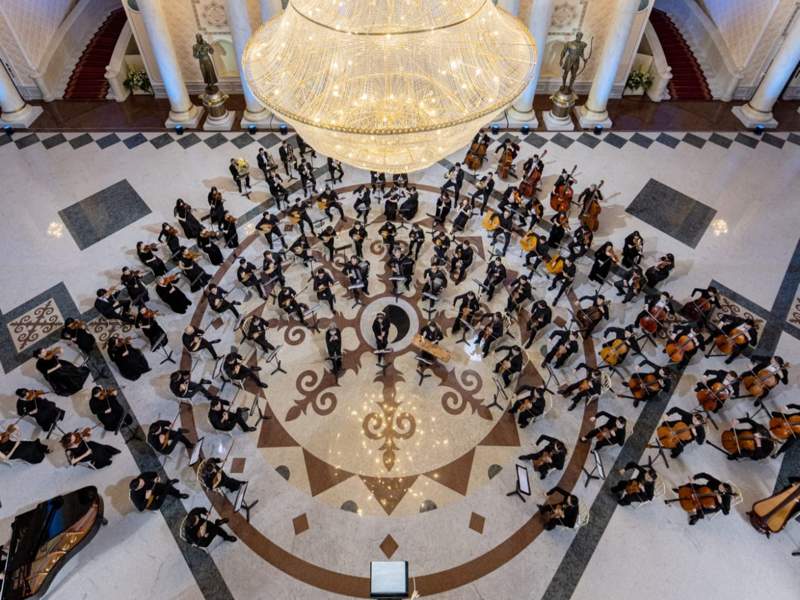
[234,158,250,177]
[482,210,500,232]
[520,232,538,252]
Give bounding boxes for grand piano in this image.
[1,487,104,600]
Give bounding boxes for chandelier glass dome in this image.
[243,0,536,173]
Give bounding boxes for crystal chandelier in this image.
[243,0,536,173]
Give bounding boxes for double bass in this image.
[465,136,488,171]
[520,150,547,198]
[748,481,800,536]
[549,165,576,213]
[578,180,604,232]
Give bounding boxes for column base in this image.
[203,109,236,131]
[542,110,574,131]
[165,104,204,129]
[574,105,613,130]
[506,107,539,128]
[0,104,43,129]
[240,109,272,130]
[731,104,778,129]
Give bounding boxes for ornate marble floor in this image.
[0,128,799,600]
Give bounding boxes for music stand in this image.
[189,437,205,467]
[582,449,606,486]
[543,363,560,395]
[153,333,176,365]
[349,283,365,309]
[506,464,531,502]
[646,438,671,470]
[415,355,435,385]
[264,347,287,376]
[234,481,258,522]
[486,376,509,411]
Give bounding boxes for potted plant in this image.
[124,67,152,95]
[624,69,654,96]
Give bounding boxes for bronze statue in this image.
[193,33,218,92]
[559,32,593,93]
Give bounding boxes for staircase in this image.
[63,8,127,101]
[649,8,712,101]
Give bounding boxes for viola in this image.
[720,427,775,460]
[748,481,800,536]
[665,334,696,364]
[599,338,629,366]
[158,274,179,286]
[655,421,697,449]
[768,410,800,440]
[696,382,731,413]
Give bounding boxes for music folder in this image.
[189,437,205,466]
[370,561,409,598]
[516,464,531,496]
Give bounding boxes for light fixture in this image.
[244,0,536,173]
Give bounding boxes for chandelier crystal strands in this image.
[243,0,536,173]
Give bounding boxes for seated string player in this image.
[509,384,547,428]
[147,420,194,456]
[240,314,276,355]
[482,256,506,302]
[523,300,552,349]
[669,473,736,526]
[542,329,580,369]
[519,435,566,480]
[506,275,532,315]
[611,462,658,506]
[580,412,627,451]
[208,396,257,433]
[476,312,504,358]
[129,472,189,512]
[654,407,707,459]
[277,286,309,325]
[559,364,603,412]
[223,351,269,389]
[451,291,480,336]
[493,345,524,388]
[664,322,706,367]
[539,487,580,531]
[313,267,337,314]
[237,258,268,300]
[183,507,238,547]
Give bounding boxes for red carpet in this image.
[650,9,713,101]
[63,9,128,101]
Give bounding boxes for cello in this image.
[578,180,604,232]
[720,423,775,461]
[655,420,697,451]
[664,333,697,364]
[741,363,790,399]
[768,406,800,441]
[696,382,731,413]
[748,481,800,536]
[599,338,629,367]
[520,150,547,198]
[666,484,721,514]
[639,304,670,336]
[549,165,577,213]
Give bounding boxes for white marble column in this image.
[0,62,42,128]
[137,0,203,128]
[733,14,800,129]
[260,0,283,23]
[226,0,270,128]
[575,0,639,129]
[497,0,521,17]
[508,0,555,125]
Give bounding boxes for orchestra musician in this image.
[449,241,474,285]
[198,457,244,494]
[178,248,212,292]
[349,221,368,258]
[771,403,800,457]
[182,326,220,360]
[546,212,570,249]
[710,314,758,364]
[495,138,520,179]
[559,363,603,411]
[296,134,316,159]
[523,300,552,349]
[326,157,344,183]
[298,157,317,198]
[262,250,286,289]
[60,317,96,354]
[197,228,223,266]
[671,473,736,525]
[169,369,215,402]
[695,369,740,413]
[221,212,240,250]
[644,253,675,289]
[451,197,473,233]
[506,275,532,314]
[288,200,316,237]
[32,348,90,396]
[621,364,672,407]
[399,186,420,220]
[542,329,580,369]
[183,507,238,546]
[319,225,337,262]
[665,322,706,367]
[223,351,269,389]
[257,147,277,180]
[432,229,450,263]
[658,407,707,458]
[539,487,579,531]
[580,412,627,450]
[416,321,444,372]
[121,267,151,307]
[621,231,644,268]
[434,190,453,225]
[523,232,549,273]
[451,291,480,336]
[107,335,151,381]
[612,462,657,506]
[636,292,675,337]
[353,185,372,223]
[680,286,721,324]
[441,163,464,202]
[519,435,567,479]
[378,221,397,254]
[158,223,182,260]
[406,223,424,261]
[208,396,257,433]
[313,267,337,313]
[94,287,134,324]
[482,256,507,302]
[241,314,276,355]
[493,345,524,387]
[61,429,120,469]
[491,207,514,257]
[0,424,50,465]
[577,182,603,215]
[237,258,267,300]
[319,185,346,223]
[422,264,448,306]
[129,472,188,512]
[393,173,409,188]
[156,275,191,314]
[588,241,618,285]
[568,224,593,259]
[265,170,290,210]
[277,286,309,325]
[147,419,194,456]
[575,294,609,337]
[89,386,132,432]
[136,241,167,277]
[614,265,644,304]
[372,312,390,365]
[174,199,202,239]
[326,325,342,374]
[344,255,370,296]
[383,189,399,221]
[279,139,297,177]
[256,211,287,250]
[15,388,65,432]
[476,312,504,358]
[289,235,312,268]
[389,247,414,293]
[599,324,641,367]
[744,355,789,401]
[509,385,547,428]
[472,171,496,214]
[135,308,167,352]
[722,416,774,461]
[229,158,251,195]
[522,153,545,182]
[548,255,576,306]
[205,284,241,320]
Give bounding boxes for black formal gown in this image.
[35,356,90,396]
[108,344,151,381]
[61,327,96,354]
[66,439,119,469]
[198,236,224,266]
[156,283,191,314]
[16,396,64,431]
[137,247,167,276]
[176,206,202,239]
[89,394,132,432]
[0,438,49,464]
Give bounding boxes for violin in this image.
[696,382,731,413]
[140,242,159,253]
[158,274,179,286]
[768,409,800,440]
[39,347,63,360]
[720,426,775,460]
[741,364,789,398]
[199,229,220,239]
[182,249,202,261]
[23,389,47,401]
[66,319,87,330]
[599,338,629,366]
[626,372,663,401]
[162,224,180,237]
[549,165,577,213]
[748,481,800,536]
[664,334,697,364]
[579,180,605,232]
[224,213,237,224]
[655,420,700,449]
[139,307,160,320]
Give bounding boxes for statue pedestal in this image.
[201,89,234,131]
[544,88,576,131]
